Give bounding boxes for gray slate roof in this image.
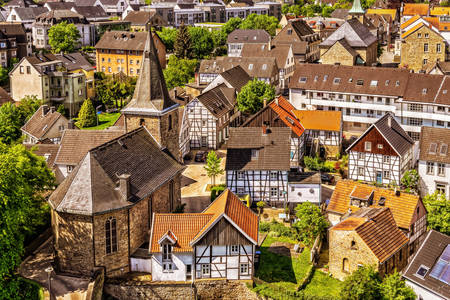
[320,17,377,48]
[197,83,235,118]
[218,65,251,92]
[71,6,108,19]
[49,127,185,215]
[227,29,271,44]
[13,7,48,21]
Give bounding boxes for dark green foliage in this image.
[380,271,416,300]
[340,266,381,300]
[174,23,193,59]
[57,104,66,116]
[222,17,242,35]
[76,98,96,128]
[237,79,275,114]
[303,156,336,172]
[259,222,271,232]
[0,142,54,299]
[157,27,178,52]
[95,74,136,109]
[163,56,197,89]
[48,21,81,53]
[0,103,22,145]
[210,184,226,202]
[17,95,42,123]
[423,192,450,235]
[400,169,419,192]
[188,27,214,59]
[0,66,8,86]
[239,14,279,36]
[173,203,186,213]
[293,202,328,246]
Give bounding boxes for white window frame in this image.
[364,142,372,151]
[240,263,249,275]
[201,264,210,276]
[230,245,239,254]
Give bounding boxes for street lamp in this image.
[45,266,53,300]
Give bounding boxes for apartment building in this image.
[0,23,30,67]
[289,63,450,140]
[227,29,271,57]
[95,31,166,76]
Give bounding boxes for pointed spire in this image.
[123,28,177,114]
[349,0,365,16]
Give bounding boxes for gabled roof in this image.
[49,127,185,215]
[196,84,235,118]
[366,8,397,20]
[218,65,251,92]
[400,15,420,30]
[227,29,271,44]
[269,96,304,137]
[403,73,449,105]
[331,8,349,20]
[95,31,148,51]
[293,110,342,132]
[419,126,450,164]
[34,9,88,25]
[44,2,75,10]
[332,207,409,263]
[123,11,167,26]
[401,22,441,39]
[320,18,377,48]
[430,6,450,16]
[21,106,66,140]
[122,31,178,115]
[0,86,13,105]
[226,127,291,171]
[12,7,49,21]
[54,129,124,166]
[241,43,292,68]
[55,52,94,72]
[71,6,108,19]
[403,230,450,299]
[150,189,258,253]
[402,3,429,16]
[327,180,421,229]
[347,113,414,156]
[26,143,60,169]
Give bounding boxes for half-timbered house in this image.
[293,110,342,158]
[149,189,258,281]
[242,96,305,166]
[226,127,291,206]
[347,113,415,185]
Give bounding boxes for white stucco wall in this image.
[288,183,321,205]
[151,252,193,282]
[405,279,446,300]
[418,160,450,199]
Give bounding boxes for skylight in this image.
[333,78,341,84]
[385,80,390,86]
[429,143,437,154]
[262,64,267,70]
[415,265,429,278]
[429,244,450,284]
[323,75,328,82]
[440,144,448,156]
[422,88,428,94]
[248,64,253,70]
[395,80,400,86]
[370,80,378,87]
[356,79,364,86]
[314,75,318,82]
[299,77,307,83]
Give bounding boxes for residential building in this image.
[287,171,322,207]
[121,3,145,19]
[304,17,345,39]
[400,17,446,72]
[70,6,110,22]
[240,43,294,89]
[0,23,30,67]
[293,110,342,158]
[226,127,291,206]
[198,56,279,87]
[26,143,62,182]
[54,129,124,178]
[94,0,137,17]
[49,127,185,277]
[6,7,49,29]
[327,180,427,255]
[329,207,409,280]
[10,53,95,116]
[272,19,321,63]
[196,1,226,23]
[43,2,76,11]
[227,29,271,57]
[174,3,204,26]
[347,113,415,186]
[428,61,450,75]
[0,86,13,105]
[121,31,180,161]
[123,11,167,31]
[3,0,38,13]
[403,230,450,300]
[32,10,94,49]
[242,96,305,166]
[225,3,268,21]
[319,18,378,66]
[288,63,450,139]
[95,31,166,75]
[253,1,281,19]
[418,126,450,199]
[146,3,175,26]
[21,105,71,144]
[149,189,258,281]
[401,3,429,22]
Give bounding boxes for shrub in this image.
[210,184,226,202]
[270,220,294,238]
[259,222,271,232]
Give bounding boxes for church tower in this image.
[348,0,365,22]
[122,29,180,161]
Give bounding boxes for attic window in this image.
[314,75,318,82]
[333,78,341,84]
[348,78,353,83]
[385,80,390,86]
[323,75,328,82]
[422,88,428,94]
[285,116,294,124]
[287,28,292,35]
[356,79,364,86]
[299,77,307,83]
[370,80,378,87]
[251,149,259,159]
[415,265,429,278]
[440,144,448,156]
[378,197,386,206]
[443,90,448,94]
[248,64,253,70]
[262,64,267,70]
[429,143,437,154]
[395,80,400,86]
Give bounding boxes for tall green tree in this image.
[188,27,214,59]
[163,56,197,89]
[0,142,55,299]
[341,266,382,300]
[48,21,81,53]
[292,202,329,246]
[76,98,97,128]
[236,79,275,114]
[0,66,8,86]
[17,95,42,123]
[204,150,224,185]
[157,27,178,52]
[423,192,450,235]
[239,14,279,36]
[380,271,416,300]
[401,169,419,192]
[222,17,242,35]
[174,23,192,59]
[0,103,22,145]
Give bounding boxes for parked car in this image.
[321,173,335,185]
[195,151,207,162]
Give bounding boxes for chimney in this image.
[68,119,75,129]
[42,105,49,116]
[118,174,131,200]
[50,106,56,113]
[263,98,267,107]
[275,97,279,106]
[387,115,391,128]
[394,187,400,197]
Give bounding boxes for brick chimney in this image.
[42,105,49,117]
[118,174,131,200]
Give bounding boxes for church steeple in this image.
[349,0,365,17]
[122,29,178,115]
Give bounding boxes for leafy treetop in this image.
[48,21,81,53]
[292,202,329,246]
[423,192,450,235]
[236,79,275,114]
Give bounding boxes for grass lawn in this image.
[81,113,120,130]
[304,269,342,298]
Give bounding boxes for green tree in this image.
[174,23,192,59]
[236,79,275,114]
[204,150,224,185]
[163,56,197,89]
[212,29,228,56]
[57,104,66,115]
[17,95,42,123]
[401,169,419,192]
[380,271,416,300]
[157,27,178,52]
[188,27,214,59]
[0,103,22,144]
[292,202,328,246]
[76,98,97,128]
[423,192,450,235]
[48,21,81,53]
[0,66,8,86]
[222,17,243,35]
[239,14,279,36]
[0,142,54,299]
[377,43,384,59]
[341,266,382,300]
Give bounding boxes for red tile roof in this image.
[269,96,305,137]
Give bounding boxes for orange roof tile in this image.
[332,216,366,230]
[400,15,420,30]
[349,186,374,200]
[293,110,342,132]
[401,23,424,39]
[327,180,420,230]
[424,17,440,29]
[403,3,429,16]
[430,7,450,16]
[269,96,305,137]
[366,9,397,20]
[439,22,450,31]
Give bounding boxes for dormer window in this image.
[440,144,448,156]
[429,143,437,154]
[163,244,172,261]
[251,149,259,160]
[422,88,428,95]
